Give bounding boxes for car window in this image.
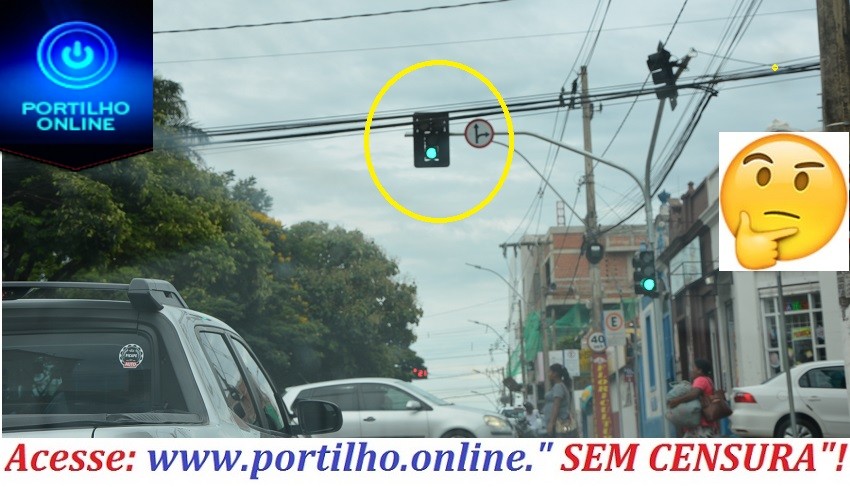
[360,383,417,411]
[231,339,286,431]
[301,384,358,411]
[799,366,845,389]
[400,381,451,406]
[197,331,261,427]
[3,330,188,417]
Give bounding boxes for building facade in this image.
[655,167,847,438]
[518,224,647,437]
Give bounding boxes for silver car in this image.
[283,377,515,438]
[730,359,849,438]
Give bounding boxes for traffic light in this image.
[646,42,678,104]
[632,250,659,297]
[413,112,450,168]
[411,366,428,379]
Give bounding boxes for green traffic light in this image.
[641,278,657,292]
[425,146,438,159]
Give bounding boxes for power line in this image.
[182,61,818,148]
[154,0,515,35]
[421,297,508,319]
[582,0,613,68]
[154,7,815,64]
[663,0,690,47]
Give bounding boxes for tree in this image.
[283,222,423,382]
[2,75,425,388]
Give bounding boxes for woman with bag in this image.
[542,363,577,437]
[667,358,719,438]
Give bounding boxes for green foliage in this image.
[2,75,423,390]
[283,222,423,382]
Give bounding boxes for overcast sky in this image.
[152,0,824,411]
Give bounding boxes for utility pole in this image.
[465,262,529,405]
[581,65,615,438]
[580,65,603,340]
[817,0,850,132]
[535,238,548,401]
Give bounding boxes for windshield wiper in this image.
[2,412,203,431]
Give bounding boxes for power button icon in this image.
[37,21,117,90]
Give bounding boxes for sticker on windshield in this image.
[119,343,144,369]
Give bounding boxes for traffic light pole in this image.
[493,129,670,437]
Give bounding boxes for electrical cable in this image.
[154,0,515,34]
[154,7,814,65]
[582,0,613,69]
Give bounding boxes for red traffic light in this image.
[411,366,428,379]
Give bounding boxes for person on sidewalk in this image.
[667,358,719,438]
[542,363,576,437]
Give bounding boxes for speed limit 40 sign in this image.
[587,331,607,353]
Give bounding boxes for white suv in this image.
[3,278,342,438]
[283,377,515,438]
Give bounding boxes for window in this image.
[760,291,824,376]
[197,332,260,427]
[360,383,416,411]
[3,330,188,416]
[231,340,285,431]
[799,367,846,390]
[300,384,358,411]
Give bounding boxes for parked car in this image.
[283,377,515,438]
[499,406,525,423]
[729,359,849,438]
[2,279,342,438]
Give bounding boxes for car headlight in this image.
[483,415,512,433]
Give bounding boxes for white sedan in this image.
[730,360,849,438]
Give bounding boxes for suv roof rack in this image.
[2,278,187,311]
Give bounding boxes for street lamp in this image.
[465,263,527,403]
[469,319,510,352]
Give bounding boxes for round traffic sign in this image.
[464,119,494,148]
[605,311,624,332]
[587,331,607,353]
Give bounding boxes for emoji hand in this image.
[735,211,798,269]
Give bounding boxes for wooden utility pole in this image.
[817,0,850,132]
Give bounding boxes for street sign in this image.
[587,331,607,353]
[464,119,494,148]
[604,310,626,346]
[565,349,580,377]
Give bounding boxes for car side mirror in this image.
[405,400,422,410]
[294,400,343,436]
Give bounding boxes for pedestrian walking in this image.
[667,358,719,438]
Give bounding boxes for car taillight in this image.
[734,392,757,403]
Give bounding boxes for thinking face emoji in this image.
[720,133,847,270]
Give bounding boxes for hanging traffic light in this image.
[632,250,659,297]
[646,41,678,105]
[413,112,450,168]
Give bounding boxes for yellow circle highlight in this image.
[364,59,514,224]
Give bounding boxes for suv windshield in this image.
[3,328,196,429]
